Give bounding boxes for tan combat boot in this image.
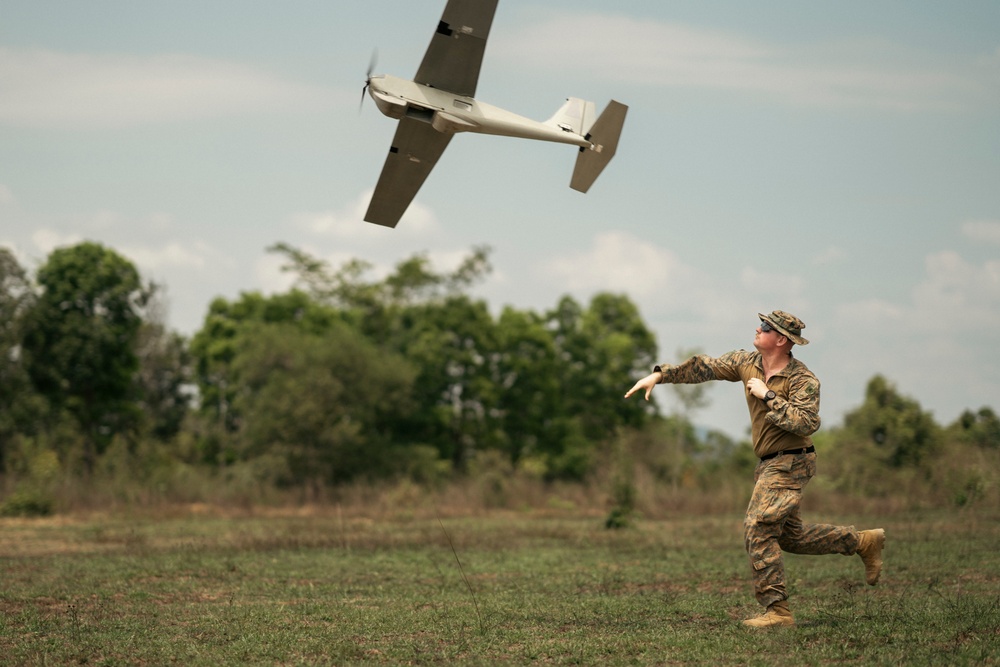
[742,600,795,628]
[857,528,886,585]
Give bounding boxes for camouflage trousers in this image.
[744,452,860,608]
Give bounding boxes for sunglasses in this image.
[759,321,776,333]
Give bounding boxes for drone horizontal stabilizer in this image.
[570,100,628,193]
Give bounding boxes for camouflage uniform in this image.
[654,348,860,608]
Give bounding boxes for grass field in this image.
[1,502,998,666]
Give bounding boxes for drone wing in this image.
[414,0,498,97]
[364,117,453,228]
[364,0,498,228]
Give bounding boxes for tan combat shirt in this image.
[654,350,821,459]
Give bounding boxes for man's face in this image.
[754,321,782,352]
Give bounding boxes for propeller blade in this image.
[360,48,378,113]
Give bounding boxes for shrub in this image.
[0,488,53,517]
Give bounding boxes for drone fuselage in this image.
[368,74,591,148]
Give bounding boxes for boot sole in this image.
[742,619,796,629]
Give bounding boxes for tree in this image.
[950,407,1000,449]
[492,307,564,465]
[126,286,193,442]
[266,244,501,470]
[230,323,414,489]
[237,245,665,480]
[267,242,493,342]
[21,242,150,472]
[0,248,41,471]
[0,248,32,349]
[547,293,658,440]
[135,320,192,442]
[189,289,341,435]
[842,375,940,467]
[388,295,501,470]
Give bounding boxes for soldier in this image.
[625,310,885,628]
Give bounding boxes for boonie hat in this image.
[758,310,809,345]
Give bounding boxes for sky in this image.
[2,1,998,439]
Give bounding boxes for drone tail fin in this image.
[544,97,597,136]
[570,100,628,193]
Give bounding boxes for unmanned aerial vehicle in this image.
[362,0,628,228]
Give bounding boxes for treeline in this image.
[1,242,997,515]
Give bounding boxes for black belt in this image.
[760,445,815,461]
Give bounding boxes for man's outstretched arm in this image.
[625,353,725,401]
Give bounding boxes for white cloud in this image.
[961,219,1000,245]
[26,224,232,283]
[832,250,1000,340]
[0,185,13,205]
[535,231,812,341]
[0,241,31,268]
[258,189,458,299]
[255,252,299,296]
[812,246,846,265]
[288,189,442,240]
[833,297,905,326]
[0,47,343,129]
[498,14,774,73]
[89,209,120,231]
[740,265,805,297]
[31,228,82,254]
[541,230,694,300]
[912,251,1000,324]
[119,241,211,271]
[496,12,999,111]
[830,249,1000,415]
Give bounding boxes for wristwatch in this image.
[763,390,776,403]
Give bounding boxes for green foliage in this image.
[262,245,660,481]
[605,475,636,529]
[0,248,45,471]
[21,242,150,471]
[546,294,658,443]
[950,406,1000,449]
[6,239,999,508]
[269,241,492,312]
[230,322,414,487]
[815,378,1000,506]
[603,430,638,529]
[394,295,501,469]
[189,289,341,432]
[0,488,53,517]
[842,374,941,467]
[0,249,32,356]
[135,320,192,441]
[952,474,987,507]
[188,289,420,483]
[492,307,563,464]
[0,442,60,516]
